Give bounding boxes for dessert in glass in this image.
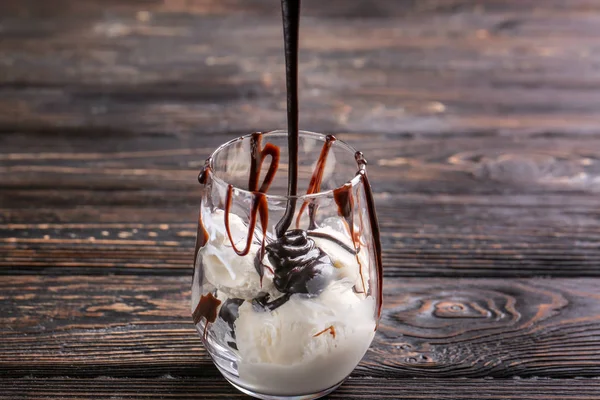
[191,130,383,399]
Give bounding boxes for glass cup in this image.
[191,130,382,400]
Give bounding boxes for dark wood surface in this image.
[2,0,600,398]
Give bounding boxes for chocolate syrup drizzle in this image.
[225,133,280,282]
[193,292,221,339]
[192,0,383,332]
[332,182,366,295]
[355,152,384,324]
[249,132,280,193]
[295,135,336,230]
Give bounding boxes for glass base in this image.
[226,377,344,400]
[207,331,354,400]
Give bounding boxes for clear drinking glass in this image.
[191,130,382,400]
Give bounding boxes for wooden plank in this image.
[2,131,600,277]
[1,275,599,379]
[2,0,600,136]
[1,1,598,398]
[2,377,600,400]
[2,0,600,277]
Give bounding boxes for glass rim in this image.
[207,130,365,201]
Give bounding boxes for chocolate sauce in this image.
[266,229,334,296]
[248,132,280,193]
[225,187,268,258]
[296,135,336,230]
[218,298,244,349]
[332,183,359,254]
[355,152,383,324]
[313,325,336,339]
[223,132,279,264]
[252,292,292,312]
[192,292,222,339]
[333,183,366,294]
[353,183,367,294]
[333,184,354,230]
[275,0,301,238]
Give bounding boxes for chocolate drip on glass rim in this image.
[295,134,336,230]
[333,183,367,297]
[248,132,280,193]
[223,133,280,254]
[355,151,384,325]
[331,154,384,326]
[224,133,279,283]
[306,231,356,255]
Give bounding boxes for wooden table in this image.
[2,0,600,398]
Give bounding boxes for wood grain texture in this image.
[2,275,599,379]
[3,377,600,400]
[2,0,600,397]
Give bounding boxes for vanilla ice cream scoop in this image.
[234,280,375,395]
[199,209,277,300]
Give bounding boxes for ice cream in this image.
[235,281,375,395]
[192,209,278,313]
[192,208,376,395]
